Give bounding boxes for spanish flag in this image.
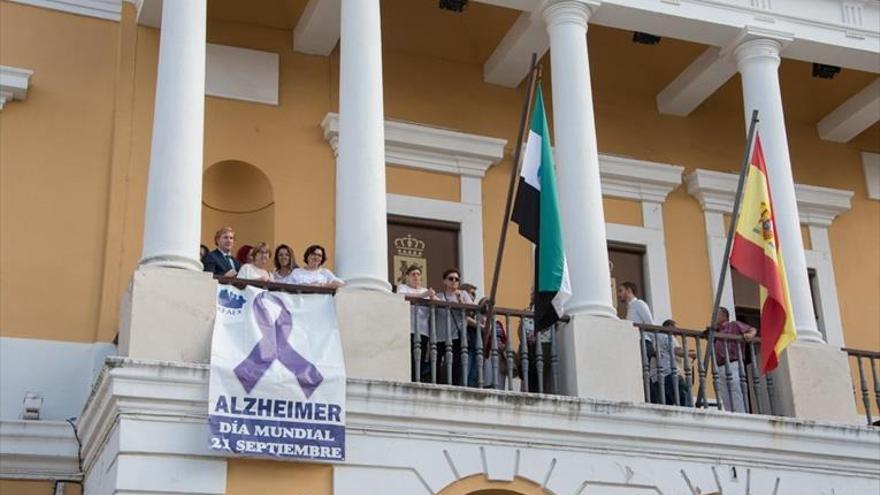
[730,134,797,373]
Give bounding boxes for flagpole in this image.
[485,54,540,313]
[695,110,760,408]
[708,109,760,332]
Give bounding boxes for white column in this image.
[734,39,822,342]
[335,0,390,292]
[139,0,207,271]
[543,0,616,318]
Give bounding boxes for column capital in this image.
[733,38,783,69]
[541,0,600,30]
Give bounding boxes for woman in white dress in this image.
[396,264,434,382]
[272,244,297,284]
[236,242,272,282]
[291,244,344,289]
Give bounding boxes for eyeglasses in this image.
[446,276,459,282]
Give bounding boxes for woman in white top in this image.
[291,244,344,288]
[396,265,434,382]
[272,244,297,284]
[237,242,272,282]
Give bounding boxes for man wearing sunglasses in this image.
[433,268,473,385]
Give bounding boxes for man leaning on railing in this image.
[713,307,757,413]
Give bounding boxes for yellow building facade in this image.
[1,0,879,494]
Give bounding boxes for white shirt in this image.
[397,283,431,337]
[237,263,271,282]
[291,267,343,286]
[273,269,296,284]
[625,297,655,325]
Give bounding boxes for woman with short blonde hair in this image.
[237,242,272,282]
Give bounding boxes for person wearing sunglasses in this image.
[433,268,472,385]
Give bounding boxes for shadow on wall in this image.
[202,160,275,250]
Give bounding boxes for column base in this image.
[340,276,392,292]
[139,253,203,271]
[334,288,410,382]
[118,266,217,363]
[557,314,644,402]
[774,342,859,424]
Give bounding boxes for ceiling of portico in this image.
[206,0,520,66]
[201,0,879,144]
[207,0,310,31]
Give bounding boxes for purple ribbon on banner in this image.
[233,291,324,397]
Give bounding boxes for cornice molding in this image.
[599,154,684,203]
[0,66,34,111]
[77,358,880,483]
[321,113,507,178]
[0,419,80,480]
[685,168,854,226]
[6,0,121,20]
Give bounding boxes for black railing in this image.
[406,297,564,394]
[636,324,778,415]
[843,347,880,426]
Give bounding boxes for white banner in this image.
[208,285,346,461]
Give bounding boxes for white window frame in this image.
[686,169,853,346]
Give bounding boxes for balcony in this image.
[7,274,876,494]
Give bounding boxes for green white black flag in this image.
[511,84,571,329]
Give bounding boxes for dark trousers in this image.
[649,374,693,407]
[411,335,462,385]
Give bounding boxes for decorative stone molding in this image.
[685,168,853,226]
[0,419,80,480]
[863,151,880,201]
[686,168,852,343]
[599,155,684,203]
[0,66,34,111]
[6,0,121,20]
[321,113,507,178]
[78,358,880,495]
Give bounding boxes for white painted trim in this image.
[685,169,854,340]
[205,43,279,106]
[817,79,880,143]
[599,154,684,202]
[606,220,672,324]
[0,337,116,421]
[78,359,227,495]
[796,183,856,227]
[0,66,34,111]
[293,0,341,56]
[592,0,880,73]
[321,113,507,178]
[387,194,485,298]
[78,359,880,495]
[657,46,738,116]
[6,0,121,21]
[685,169,854,227]
[703,211,739,321]
[805,227,845,347]
[0,420,80,480]
[862,151,880,201]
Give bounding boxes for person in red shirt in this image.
[713,307,757,413]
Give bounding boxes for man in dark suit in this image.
[202,226,240,277]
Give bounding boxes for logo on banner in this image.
[218,289,246,316]
[208,286,346,461]
[234,292,324,396]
